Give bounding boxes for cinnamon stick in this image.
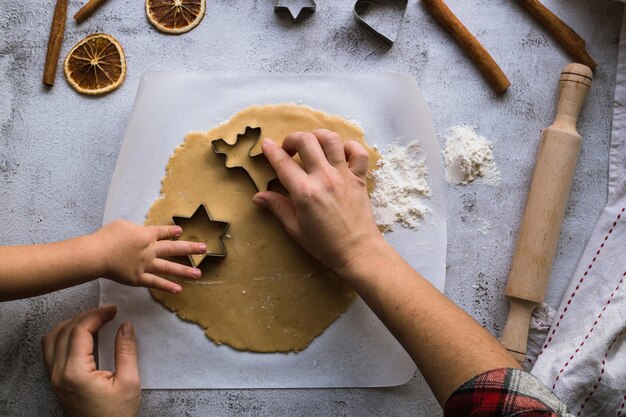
[517,0,597,70]
[422,0,510,95]
[43,0,68,86]
[74,0,110,24]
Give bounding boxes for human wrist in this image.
[335,235,393,284]
[83,231,108,277]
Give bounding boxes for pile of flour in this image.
[442,125,500,186]
[370,142,431,232]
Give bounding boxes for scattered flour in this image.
[473,214,492,236]
[370,142,431,232]
[442,125,501,186]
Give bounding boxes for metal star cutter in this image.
[172,204,229,267]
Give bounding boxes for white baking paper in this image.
[99,73,446,388]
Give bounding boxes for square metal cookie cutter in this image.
[172,204,229,268]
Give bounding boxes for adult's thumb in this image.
[252,191,298,233]
[114,321,140,387]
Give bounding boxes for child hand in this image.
[92,221,206,294]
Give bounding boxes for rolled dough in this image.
[146,104,380,352]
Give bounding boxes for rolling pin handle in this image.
[500,299,537,364]
[553,63,593,131]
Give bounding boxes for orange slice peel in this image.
[64,33,126,96]
[146,0,206,34]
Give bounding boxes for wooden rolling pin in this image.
[422,0,510,94]
[517,0,597,70]
[500,63,593,364]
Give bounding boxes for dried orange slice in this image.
[146,0,206,34]
[64,33,126,95]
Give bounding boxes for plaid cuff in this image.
[443,368,573,417]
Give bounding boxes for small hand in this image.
[252,129,385,273]
[93,221,206,294]
[41,305,140,417]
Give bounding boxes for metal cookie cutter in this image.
[212,126,278,193]
[172,204,229,268]
[354,0,408,46]
[275,0,316,21]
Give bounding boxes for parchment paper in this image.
[99,73,446,389]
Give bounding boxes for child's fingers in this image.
[151,258,201,280]
[154,240,206,258]
[141,273,182,294]
[152,225,183,241]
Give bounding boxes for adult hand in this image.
[41,305,140,417]
[93,221,206,294]
[252,129,384,273]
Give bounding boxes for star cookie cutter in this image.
[212,126,278,192]
[275,0,316,21]
[354,0,407,46]
[172,204,229,268]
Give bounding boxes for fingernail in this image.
[174,226,183,235]
[172,285,182,294]
[263,138,275,146]
[121,321,135,338]
[194,268,201,278]
[199,243,206,253]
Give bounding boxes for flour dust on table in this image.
[442,125,501,186]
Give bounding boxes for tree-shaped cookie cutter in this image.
[211,126,278,192]
[172,204,229,268]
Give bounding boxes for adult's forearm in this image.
[255,130,520,404]
[338,239,520,406]
[0,235,103,301]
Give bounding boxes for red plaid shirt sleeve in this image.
[443,368,573,417]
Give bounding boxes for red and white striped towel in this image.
[529,10,626,417]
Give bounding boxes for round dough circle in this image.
[147,104,379,352]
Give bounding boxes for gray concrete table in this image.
[0,0,622,415]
